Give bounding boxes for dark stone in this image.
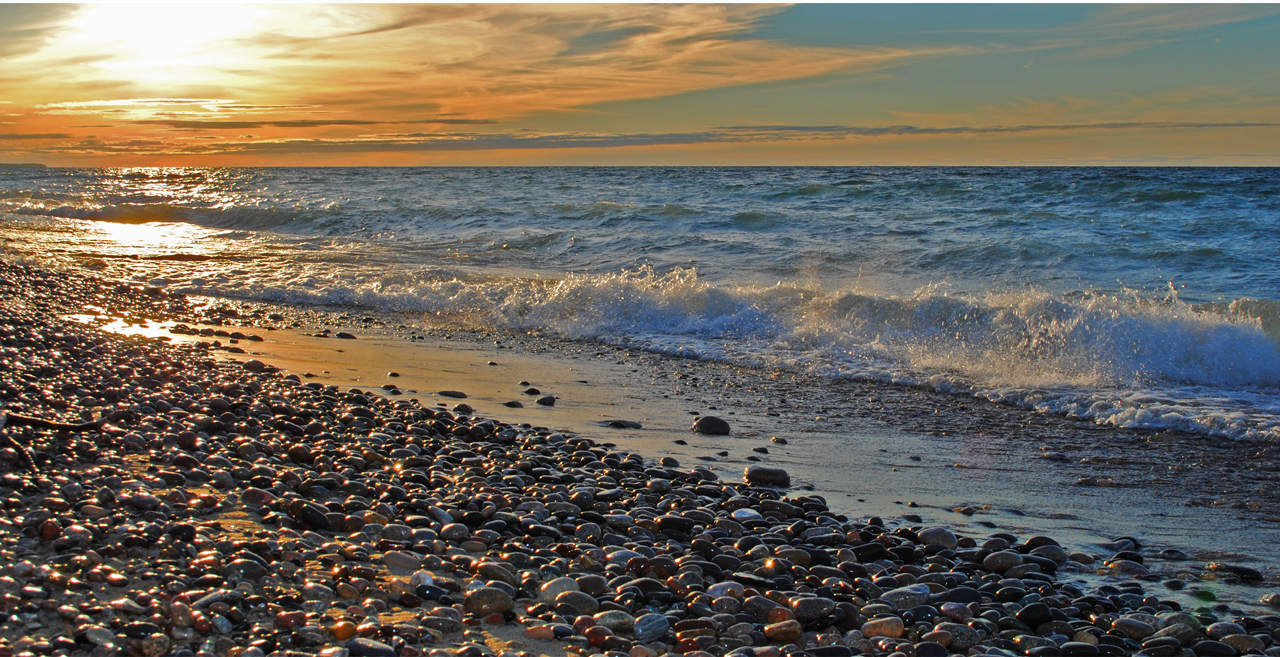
[945,586,983,604]
[744,465,790,488]
[1191,642,1237,657]
[1016,602,1054,628]
[915,643,948,657]
[346,638,396,657]
[692,416,731,435]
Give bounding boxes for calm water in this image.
[3,166,1279,440]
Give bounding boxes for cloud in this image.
[31,120,1280,157]
[36,98,239,109]
[7,5,934,123]
[0,133,71,140]
[130,118,496,129]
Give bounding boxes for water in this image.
[3,166,1279,440]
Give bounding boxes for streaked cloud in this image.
[1,4,1278,165]
[0,133,73,140]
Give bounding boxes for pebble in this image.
[346,638,398,657]
[464,587,514,615]
[0,261,1271,657]
[744,464,791,487]
[381,550,422,570]
[692,415,731,435]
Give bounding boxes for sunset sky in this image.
[2,3,1279,166]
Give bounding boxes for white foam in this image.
[160,263,1280,441]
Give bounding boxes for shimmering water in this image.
[3,166,1279,439]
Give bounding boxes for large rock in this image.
[917,527,958,550]
[464,587,513,616]
[744,465,790,488]
[692,416,731,435]
[347,638,397,657]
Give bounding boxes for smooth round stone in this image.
[1032,545,1068,563]
[539,577,580,602]
[275,611,306,630]
[1113,618,1156,640]
[420,616,463,634]
[940,602,973,622]
[464,587,514,616]
[291,501,330,530]
[440,523,470,541]
[712,596,741,614]
[983,551,1023,572]
[141,634,171,657]
[238,484,275,504]
[303,582,335,601]
[882,585,931,609]
[1061,642,1101,656]
[476,562,518,585]
[692,416,731,435]
[410,571,434,588]
[915,642,948,657]
[577,574,608,595]
[382,524,412,542]
[1105,559,1150,577]
[555,590,600,615]
[84,627,118,646]
[634,613,670,643]
[382,551,422,570]
[347,638,398,657]
[731,508,763,522]
[575,522,602,542]
[329,621,358,641]
[1016,603,1054,628]
[1152,623,1201,646]
[1219,635,1264,653]
[917,527,958,550]
[1016,635,1058,653]
[707,581,745,599]
[862,616,905,638]
[1206,623,1246,641]
[606,550,642,566]
[222,559,266,580]
[936,623,981,651]
[744,465,790,488]
[763,620,803,642]
[791,597,836,622]
[1191,641,1238,657]
[171,602,194,627]
[594,610,636,633]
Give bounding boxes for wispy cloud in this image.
[0,133,72,140]
[30,120,1280,158]
[131,118,496,130]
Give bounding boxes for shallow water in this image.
[2,166,1279,443]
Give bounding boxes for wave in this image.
[169,265,1280,441]
[6,200,335,231]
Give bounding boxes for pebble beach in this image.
[2,260,1280,657]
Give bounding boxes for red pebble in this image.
[573,616,595,634]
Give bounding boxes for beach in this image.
[2,259,1278,657]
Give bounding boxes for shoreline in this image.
[2,259,1279,657]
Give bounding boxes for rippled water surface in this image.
[3,166,1278,440]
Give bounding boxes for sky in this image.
[1,3,1279,166]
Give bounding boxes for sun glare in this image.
[61,4,265,86]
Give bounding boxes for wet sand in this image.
[174,317,1280,614]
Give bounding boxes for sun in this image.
[59,3,267,87]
